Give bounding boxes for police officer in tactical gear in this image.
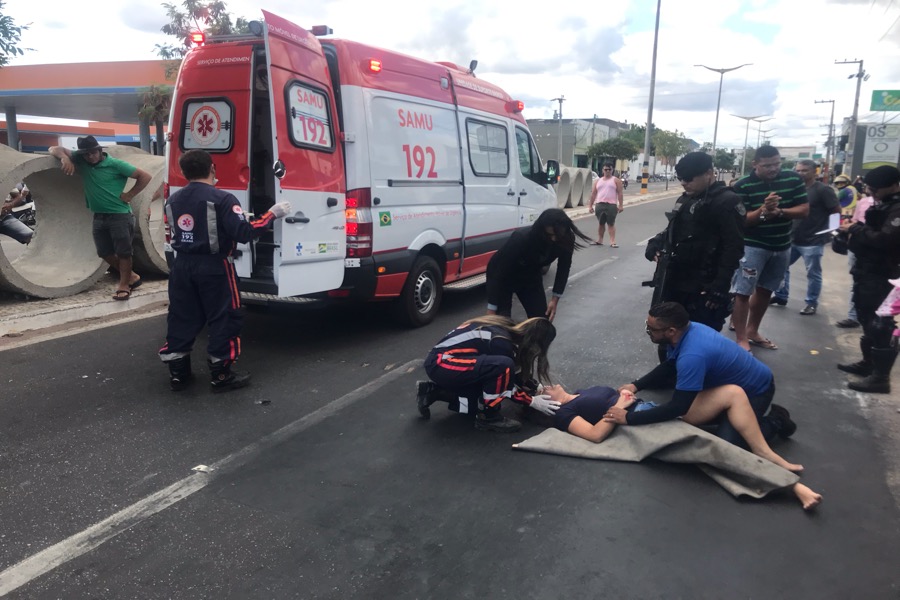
[645,152,745,339]
[159,149,291,392]
[837,165,900,394]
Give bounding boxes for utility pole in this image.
[551,96,565,164]
[641,0,662,195]
[835,59,867,177]
[815,99,835,178]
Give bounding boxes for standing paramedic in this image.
[158,149,291,392]
[50,136,152,300]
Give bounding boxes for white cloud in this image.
[3,0,900,154]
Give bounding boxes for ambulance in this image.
[165,10,559,326]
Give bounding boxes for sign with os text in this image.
[870,90,900,111]
[861,123,900,169]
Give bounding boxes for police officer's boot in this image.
[848,348,897,394]
[167,356,193,391]
[208,359,251,393]
[837,336,874,376]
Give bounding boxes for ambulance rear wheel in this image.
[395,256,443,327]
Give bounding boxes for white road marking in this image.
[0,358,421,596]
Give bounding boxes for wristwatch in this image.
[759,211,767,222]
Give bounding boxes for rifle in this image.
[642,207,681,307]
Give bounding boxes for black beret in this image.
[863,165,900,189]
[675,152,713,180]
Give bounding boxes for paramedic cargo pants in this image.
[160,254,244,362]
[424,352,515,414]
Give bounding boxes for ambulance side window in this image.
[515,126,543,183]
[466,119,509,176]
[285,81,335,151]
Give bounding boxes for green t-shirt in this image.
[72,153,137,214]
[734,170,808,251]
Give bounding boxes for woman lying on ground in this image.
[543,383,822,511]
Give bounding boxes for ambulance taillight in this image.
[368,59,383,73]
[345,188,373,258]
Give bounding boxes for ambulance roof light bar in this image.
[506,100,524,113]
[190,31,205,46]
[310,25,333,36]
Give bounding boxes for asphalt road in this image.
[2,196,899,599]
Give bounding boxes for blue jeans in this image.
[0,214,33,244]
[774,244,825,307]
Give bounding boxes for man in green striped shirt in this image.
[730,146,809,351]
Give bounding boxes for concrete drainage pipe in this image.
[0,146,166,298]
[556,167,573,208]
[571,169,585,206]
[583,171,595,205]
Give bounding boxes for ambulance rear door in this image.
[262,10,346,297]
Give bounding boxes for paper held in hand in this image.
[815,213,842,235]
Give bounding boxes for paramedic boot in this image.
[209,359,251,393]
[837,336,874,376]
[416,381,457,419]
[848,348,897,394]
[167,355,193,391]
[474,406,521,433]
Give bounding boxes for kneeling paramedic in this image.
[158,149,291,392]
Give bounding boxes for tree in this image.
[0,1,30,67]
[714,148,736,173]
[653,129,690,189]
[587,137,640,169]
[138,85,173,156]
[155,1,250,60]
[618,123,656,155]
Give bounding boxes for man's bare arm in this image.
[122,169,152,203]
[48,146,75,176]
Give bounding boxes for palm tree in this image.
[138,85,172,156]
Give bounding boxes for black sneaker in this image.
[769,297,787,306]
[768,403,797,438]
[800,305,817,315]
[836,318,860,328]
[474,414,522,433]
[416,380,435,419]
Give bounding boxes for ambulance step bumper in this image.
[240,292,323,305]
[444,273,486,292]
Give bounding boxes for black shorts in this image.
[92,213,135,258]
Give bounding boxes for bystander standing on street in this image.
[588,163,624,247]
[770,159,840,315]
[49,136,152,301]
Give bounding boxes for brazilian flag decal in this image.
[379,211,392,227]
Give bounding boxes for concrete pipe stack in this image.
[0,146,167,298]
[556,167,574,208]
[571,169,585,207]
[582,170,595,206]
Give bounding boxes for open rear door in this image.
[262,10,346,297]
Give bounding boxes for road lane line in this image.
[565,257,618,285]
[0,358,420,596]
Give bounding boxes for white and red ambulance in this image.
[165,10,559,325]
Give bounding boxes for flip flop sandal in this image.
[728,323,736,331]
[748,338,778,350]
[129,278,143,290]
[591,241,603,246]
[610,243,619,248]
[112,289,131,301]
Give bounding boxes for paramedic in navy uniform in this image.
[158,149,291,392]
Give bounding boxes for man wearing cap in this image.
[49,136,152,300]
[0,188,34,244]
[729,146,809,351]
[644,152,745,337]
[769,159,841,315]
[837,165,900,393]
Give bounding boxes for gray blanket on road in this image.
[513,422,799,499]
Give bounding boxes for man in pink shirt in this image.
[588,163,625,247]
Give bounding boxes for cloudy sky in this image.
[5,0,900,152]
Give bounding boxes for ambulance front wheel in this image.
[395,256,443,327]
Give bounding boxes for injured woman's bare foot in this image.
[793,483,822,510]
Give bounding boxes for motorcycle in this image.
[10,198,35,228]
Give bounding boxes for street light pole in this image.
[815,99,835,177]
[694,63,752,155]
[835,59,867,177]
[754,117,773,148]
[641,0,662,195]
[731,114,768,175]
[551,96,565,164]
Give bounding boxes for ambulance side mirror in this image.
[545,160,560,185]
